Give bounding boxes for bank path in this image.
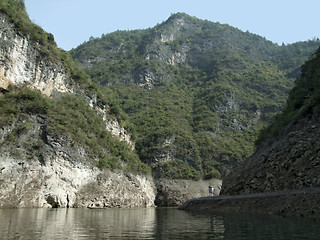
[178,188,320,218]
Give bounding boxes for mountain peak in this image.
[167,12,195,21]
[162,12,198,28]
[153,12,201,45]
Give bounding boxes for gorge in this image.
[0,0,320,210]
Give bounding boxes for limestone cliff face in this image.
[0,12,133,147]
[0,114,155,208]
[0,10,216,208]
[0,13,72,96]
[145,14,195,66]
[94,103,134,149]
[0,155,155,208]
[0,11,152,208]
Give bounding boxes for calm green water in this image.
[0,208,319,239]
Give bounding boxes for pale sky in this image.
[24,0,320,51]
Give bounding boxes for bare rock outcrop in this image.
[0,115,155,208]
[0,13,72,96]
[0,12,133,146]
[0,11,151,208]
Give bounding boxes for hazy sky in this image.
[24,0,320,51]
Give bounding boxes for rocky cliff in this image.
[0,10,133,147]
[0,3,154,208]
[2,2,319,208]
[180,112,320,217]
[0,13,72,96]
[0,113,156,208]
[0,3,225,208]
[180,49,320,217]
[69,12,320,206]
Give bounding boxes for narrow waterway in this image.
[0,207,318,239]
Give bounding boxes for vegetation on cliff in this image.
[221,47,320,197]
[0,0,148,173]
[0,86,149,173]
[71,13,320,178]
[0,0,91,89]
[1,2,320,179]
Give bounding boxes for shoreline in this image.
[178,188,320,218]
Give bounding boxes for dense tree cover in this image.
[257,47,320,142]
[71,13,320,179]
[272,39,320,78]
[0,87,149,173]
[4,2,317,179]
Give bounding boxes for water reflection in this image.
[0,208,156,239]
[0,208,319,239]
[220,212,320,240]
[154,208,225,239]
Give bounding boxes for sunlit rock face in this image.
[0,115,156,208]
[0,154,156,208]
[0,12,134,147]
[0,13,72,96]
[0,12,150,208]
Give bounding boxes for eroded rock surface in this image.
[0,115,155,208]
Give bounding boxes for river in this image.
[0,208,319,239]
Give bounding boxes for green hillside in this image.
[70,13,320,178]
[258,46,320,142]
[0,0,148,173]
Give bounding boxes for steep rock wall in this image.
[0,115,155,208]
[0,11,221,208]
[0,12,133,146]
[0,155,156,208]
[0,11,151,208]
[0,14,72,96]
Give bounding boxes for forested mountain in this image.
[71,13,320,179]
[1,1,320,208]
[258,47,320,142]
[221,47,320,197]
